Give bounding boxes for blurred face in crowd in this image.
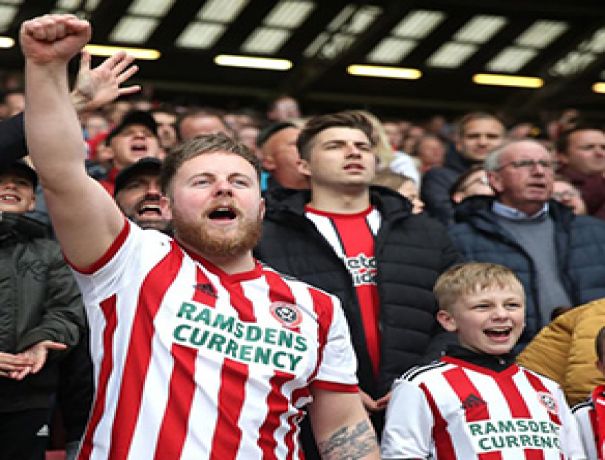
[398,180,424,214]
[152,111,178,150]
[238,125,261,159]
[115,172,171,231]
[488,140,556,215]
[0,171,35,214]
[299,127,376,190]
[559,129,605,175]
[110,123,162,170]
[261,126,308,189]
[452,169,494,204]
[85,114,109,139]
[552,180,586,215]
[416,136,446,171]
[383,122,403,150]
[457,118,505,162]
[267,97,301,122]
[179,115,230,141]
[402,125,424,154]
[5,92,25,117]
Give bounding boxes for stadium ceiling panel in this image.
[1,0,605,117]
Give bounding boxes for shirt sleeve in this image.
[312,295,358,392]
[556,388,588,460]
[572,402,596,460]
[381,378,434,459]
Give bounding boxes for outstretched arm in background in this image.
[1,43,140,167]
[21,14,127,268]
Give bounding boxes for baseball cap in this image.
[107,110,158,144]
[0,159,38,189]
[114,157,162,196]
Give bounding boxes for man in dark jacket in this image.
[0,160,86,460]
[449,138,605,350]
[421,112,506,226]
[255,112,460,456]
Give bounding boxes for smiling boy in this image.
[381,262,586,459]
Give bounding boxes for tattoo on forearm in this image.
[317,420,378,459]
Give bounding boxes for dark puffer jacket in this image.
[421,148,476,226]
[448,196,605,347]
[255,186,460,396]
[0,212,86,412]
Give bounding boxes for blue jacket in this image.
[448,196,605,347]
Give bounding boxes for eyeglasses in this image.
[552,190,580,200]
[496,159,558,171]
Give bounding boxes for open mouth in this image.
[137,203,162,216]
[0,194,20,203]
[131,143,148,153]
[484,327,512,339]
[208,206,237,221]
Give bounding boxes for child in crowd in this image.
[381,262,586,459]
[572,326,605,459]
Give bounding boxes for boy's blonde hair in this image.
[434,262,524,312]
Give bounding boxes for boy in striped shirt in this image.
[381,262,585,459]
[572,326,605,459]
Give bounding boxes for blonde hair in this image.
[372,170,414,191]
[348,110,395,169]
[434,263,524,312]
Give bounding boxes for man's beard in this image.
[172,209,262,259]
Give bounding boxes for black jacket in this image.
[0,212,86,412]
[255,186,461,396]
[449,196,605,347]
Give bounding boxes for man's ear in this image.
[261,152,276,172]
[596,359,605,376]
[487,171,504,194]
[258,197,265,220]
[297,158,311,178]
[159,195,172,220]
[436,309,458,332]
[27,192,36,212]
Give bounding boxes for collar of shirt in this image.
[492,201,549,221]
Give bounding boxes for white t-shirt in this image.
[73,221,358,460]
[381,356,586,459]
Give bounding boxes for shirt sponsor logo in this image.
[173,301,308,373]
[270,302,302,329]
[467,419,561,452]
[344,253,377,287]
[537,391,558,415]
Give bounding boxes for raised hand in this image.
[20,14,91,65]
[71,50,141,112]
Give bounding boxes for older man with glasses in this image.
[447,139,605,350]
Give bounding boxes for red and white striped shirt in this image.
[572,385,605,459]
[381,356,586,459]
[74,221,358,460]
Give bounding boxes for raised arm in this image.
[21,14,124,268]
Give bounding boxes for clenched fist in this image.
[20,14,91,65]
